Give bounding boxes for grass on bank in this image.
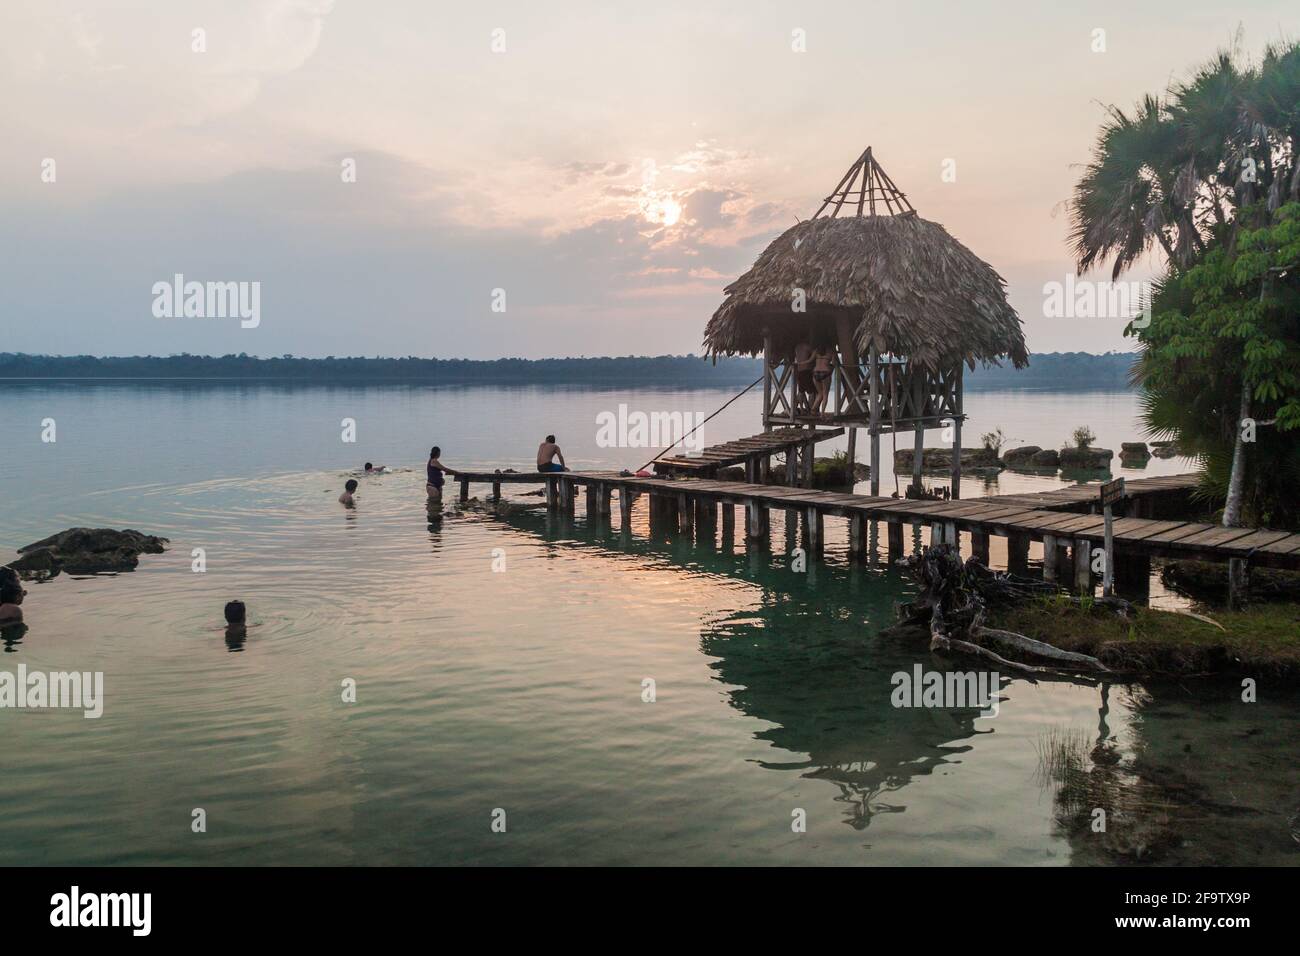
[987,597,1300,677]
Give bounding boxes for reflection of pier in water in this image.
[497,501,999,832]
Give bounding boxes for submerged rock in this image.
[1000,445,1041,467]
[9,528,169,579]
[1029,448,1060,467]
[1059,446,1114,469]
[892,447,1001,472]
[1120,441,1152,459]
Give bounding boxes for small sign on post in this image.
[1099,478,1125,597]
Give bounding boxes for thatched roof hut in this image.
[703,148,1028,371]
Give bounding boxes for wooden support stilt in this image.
[888,520,904,559]
[944,521,958,549]
[747,499,766,540]
[585,483,598,517]
[950,418,962,500]
[459,479,470,503]
[599,483,612,517]
[1042,533,1058,582]
[846,428,857,486]
[561,478,575,515]
[803,441,815,487]
[1074,537,1092,593]
[678,493,693,534]
[545,477,557,511]
[971,530,990,565]
[492,480,501,502]
[912,421,924,495]
[849,513,865,558]
[1007,532,1030,575]
[929,523,942,547]
[619,489,633,528]
[786,450,798,486]
[1228,557,1250,610]
[722,503,735,542]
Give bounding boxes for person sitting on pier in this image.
[339,478,359,507]
[537,435,567,473]
[793,341,815,414]
[427,446,458,502]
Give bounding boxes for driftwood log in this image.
[898,545,1115,675]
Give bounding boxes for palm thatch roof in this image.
[703,148,1028,370]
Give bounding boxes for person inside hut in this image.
[793,341,816,414]
[537,435,567,473]
[427,446,458,503]
[813,344,834,416]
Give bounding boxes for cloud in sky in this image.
[2,0,1295,357]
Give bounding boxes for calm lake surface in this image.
[1,383,1297,866]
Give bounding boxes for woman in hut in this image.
[812,344,834,417]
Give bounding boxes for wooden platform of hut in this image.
[449,468,1299,603]
[652,427,844,485]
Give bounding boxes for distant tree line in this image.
[0,351,1135,389]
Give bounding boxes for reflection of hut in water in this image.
[701,593,993,831]
[703,147,1027,497]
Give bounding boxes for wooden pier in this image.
[451,469,1300,601]
[652,427,844,485]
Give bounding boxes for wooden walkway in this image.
[450,470,1300,594]
[652,427,844,483]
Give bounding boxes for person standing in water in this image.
[536,435,567,473]
[339,478,359,507]
[427,446,459,503]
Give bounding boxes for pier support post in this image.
[619,489,633,529]
[945,521,958,550]
[1228,557,1250,610]
[971,530,990,566]
[459,479,470,503]
[1114,550,1150,601]
[1007,532,1030,575]
[545,477,557,511]
[912,425,924,496]
[585,483,598,518]
[950,417,962,500]
[870,430,881,496]
[806,507,821,551]
[786,451,798,486]
[678,493,693,534]
[492,480,501,503]
[561,477,575,516]
[746,500,766,540]
[1073,536,1092,594]
[598,483,612,518]
[1042,534,1058,582]
[803,440,815,488]
[888,520,904,560]
[849,513,865,559]
[722,503,735,543]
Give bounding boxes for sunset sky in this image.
[3,0,1296,359]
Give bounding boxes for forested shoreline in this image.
[0,351,1136,389]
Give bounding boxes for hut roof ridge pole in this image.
[812,146,915,220]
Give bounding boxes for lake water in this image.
[1,384,1297,866]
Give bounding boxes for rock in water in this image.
[1000,445,1041,467]
[9,528,169,578]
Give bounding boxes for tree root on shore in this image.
[900,545,1113,676]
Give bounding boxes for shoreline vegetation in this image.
[0,351,1138,389]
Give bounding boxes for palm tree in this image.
[1073,40,1300,528]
